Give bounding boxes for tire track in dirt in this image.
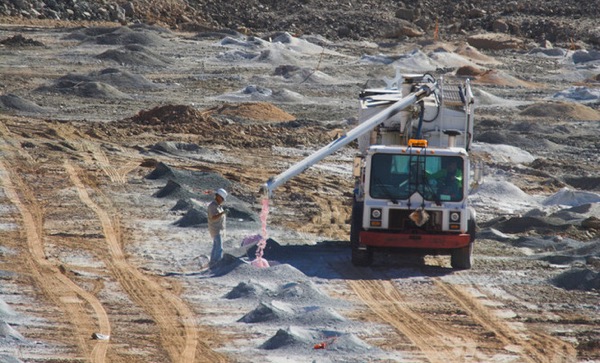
[333,261,475,362]
[64,160,228,363]
[340,258,576,363]
[0,120,111,362]
[435,277,577,363]
[79,141,139,184]
[347,278,470,363]
[0,158,111,363]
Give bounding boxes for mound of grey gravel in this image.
[260,326,372,354]
[67,25,170,46]
[270,281,332,304]
[552,268,600,291]
[42,68,157,92]
[154,180,199,200]
[174,207,208,227]
[295,306,346,326]
[170,199,195,211]
[260,326,311,350]
[94,25,169,46]
[96,45,171,67]
[239,301,294,323]
[74,81,130,99]
[0,94,48,113]
[146,163,258,225]
[563,177,600,192]
[482,215,573,234]
[91,68,159,89]
[150,141,206,155]
[35,78,130,99]
[145,163,232,192]
[224,281,266,299]
[216,260,307,282]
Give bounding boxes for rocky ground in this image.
[3,0,600,46]
[0,1,599,363]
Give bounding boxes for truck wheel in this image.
[451,217,476,269]
[352,246,373,266]
[468,218,477,243]
[451,242,473,269]
[350,200,373,266]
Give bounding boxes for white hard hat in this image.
[216,188,228,201]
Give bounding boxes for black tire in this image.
[351,245,373,266]
[468,218,477,243]
[451,218,476,269]
[350,200,372,266]
[451,242,473,269]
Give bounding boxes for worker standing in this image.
[207,188,228,266]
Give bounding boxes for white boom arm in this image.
[262,82,437,196]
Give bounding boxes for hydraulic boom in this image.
[262,82,437,196]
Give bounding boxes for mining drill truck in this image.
[263,71,479,269]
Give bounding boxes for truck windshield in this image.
[369,154,464,202]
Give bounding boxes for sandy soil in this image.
[0,20,599,363]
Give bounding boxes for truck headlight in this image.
[450,212,460,222]
[371,208,382,219]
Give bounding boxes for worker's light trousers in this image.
[210,233,223,265]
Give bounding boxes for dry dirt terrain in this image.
[0,4,599,363]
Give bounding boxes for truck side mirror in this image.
[471,161,484,185]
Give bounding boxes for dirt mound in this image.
[129,104,219,131]
[174,207,208,227]
[475,131,531,148]
[297,307,346,326]
[72,81,130,99]
[48,68,157,90]
[260,327,371,353]
[552,268,600,291]
[65,26,119,40]
[482,215,572,234]
[0,94,47,113]
[519,102,600,120]
[99,104,332,149]
[224,281,266,299]
[260,327,310,350]
[145,162,232,193]
[563,176,600,191]
[454,43,501,65]
[239,301,293,323]
[96,25,169,45]
[90,68,159,89]
[467,33,524,50]
[274,281,330,302]
[67,25,169,46]
[456,65,486,77]
[96,45,170,67]
[153,180,197,200]
[474,70,538,88]
[145,162,177,180]
[171,199,194,211]
[150,141,204,154]
[36,76,130,99]
[0,34,44,47]
[206,102,295,122]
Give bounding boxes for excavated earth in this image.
[0,1,599,363]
